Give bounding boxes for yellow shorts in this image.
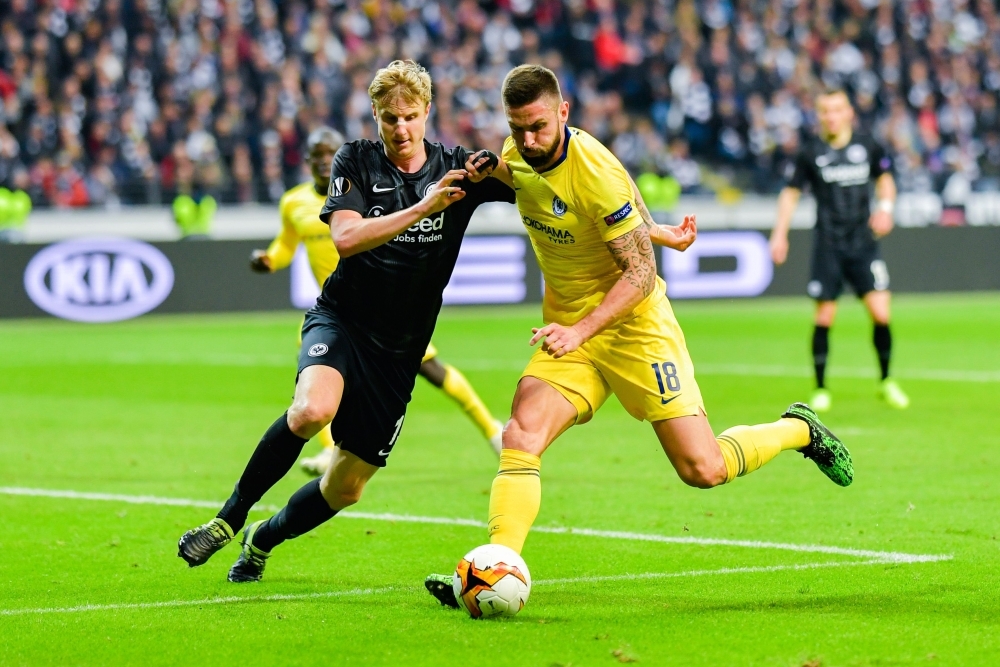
[421,342,438,364]
[522,296,704,424]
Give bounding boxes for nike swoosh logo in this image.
[378,449,391,457]
[373,184,395,193]
[661,395,681,405]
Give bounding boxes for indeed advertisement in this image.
[2,227,998,321]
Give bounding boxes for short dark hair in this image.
[307,126,344,151]
[502,64,562,109]
[818,87,853,105]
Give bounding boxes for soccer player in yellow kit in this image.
[250,127,503,475]
[425,65,854,608]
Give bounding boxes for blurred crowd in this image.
[1,0,999,209]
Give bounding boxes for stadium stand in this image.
[1,0,998,209]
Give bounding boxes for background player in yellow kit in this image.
[425,65,855,607]
[249,127,503,475]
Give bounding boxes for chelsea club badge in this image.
[552,196,567,217]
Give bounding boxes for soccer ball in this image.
[453,544,531,619]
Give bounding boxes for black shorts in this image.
[298,308,422,467]
[808,237,890,301]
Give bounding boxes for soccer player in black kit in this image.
[177,60,513,582]
[770,88,909,413]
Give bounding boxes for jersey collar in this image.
[537,125,572,174]
[379,139,435,181]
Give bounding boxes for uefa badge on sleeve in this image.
[329,177,350,197]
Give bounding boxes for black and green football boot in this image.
[783,402,853,487]
[228,520,271,583]
[424,573,459,608]
[178,518,234,567]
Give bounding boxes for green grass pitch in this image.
[1,294,998,666]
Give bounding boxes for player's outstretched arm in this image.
[253,202,301,272]
[463,149,514,189]
[249,249,273,273]
[869,173,896,238]
[488,158,514,188]
[462,150,497,179]
[770,187,801,265]
[530,225,657,358]
[627,175,696,251]
[330,170,468,257]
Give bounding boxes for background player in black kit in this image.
[770,88,909,413]
[177,60,513,582]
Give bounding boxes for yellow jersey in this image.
[502,127,666,326]
[266,181,339,285]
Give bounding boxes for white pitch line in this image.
[694,363,1000,384]
[0,487,951,564]
[2,353,996,383]
[528,525,951,564]
[0,587,395,617]
[0,559,920,617]
[0,487,228,510]
[447,360,1000,384]
[534,558,887,586]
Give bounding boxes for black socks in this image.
[873,323,892,380]
[811,323,891,387]
[217,413,308,532]
[251,479,338,553]
[812,325,830,389]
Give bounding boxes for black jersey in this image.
[318,139,514,358]
[787,133,892,241]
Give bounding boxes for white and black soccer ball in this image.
[453,544,531,619]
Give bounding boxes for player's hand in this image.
[464,150,498,183]
[660,214,697,251]
[769,234,789,266]
[249,250,272,273]
[869,210,894,238]
[422,169,467,214]
[530,323,585,358]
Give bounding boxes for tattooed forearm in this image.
[607,225,657,297]
[570,214,658,342]
[628,176,665,244]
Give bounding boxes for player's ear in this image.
[371,102,377,122]
[558,100,570,122]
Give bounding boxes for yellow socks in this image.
[716,418,810,483]
[441,364,500,440]
[487,449,541,553]
[317,423,335,451]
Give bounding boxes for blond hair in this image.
[368,60,432,110]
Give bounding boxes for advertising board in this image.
[2,228,997,321]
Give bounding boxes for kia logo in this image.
[23,238,174,322]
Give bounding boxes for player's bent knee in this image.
[327,488,363,509]
[677,459,727,489]
[319,478,365,510]
[500,418,546,456]
[287,400,337,436]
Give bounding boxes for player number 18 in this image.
[652,362,681,394]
